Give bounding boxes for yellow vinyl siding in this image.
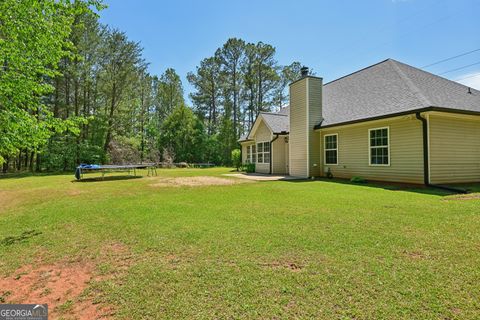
[429,114,480,184]
[289,79,308,177]
[254,120,272,174]
[308,78,323,176]
[320,117,424,184]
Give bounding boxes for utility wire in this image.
[438,61,480,75]
[455,72,480,82]
[422,48,480,68]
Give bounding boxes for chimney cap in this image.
[300,66,309,77]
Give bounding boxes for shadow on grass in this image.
[72,175,143,183]
[0,171,71,180]
[284,177,480,197]
[1,230,42,246]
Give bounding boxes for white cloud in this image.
[456,72,480,90]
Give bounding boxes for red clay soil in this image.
[0,260,112,319]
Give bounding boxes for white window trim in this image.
[368,126,391,167]
[246,144,257,164]
[256,141,270,164]
[324,133,338,165]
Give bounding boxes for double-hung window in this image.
[324,134,338,165]
[256,142,270,164]
[369,127,390,166]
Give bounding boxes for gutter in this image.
[315,106,480,130]
[269,134,280,174]
[415,112,468,194]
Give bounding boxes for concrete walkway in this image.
[223,173,303,181]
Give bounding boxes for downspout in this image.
[415,112,467,194]
[269,134,280,174]
[415,112,429,186]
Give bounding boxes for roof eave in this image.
[314,106,480,130]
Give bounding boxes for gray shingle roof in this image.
[320,59,480,127]
[238,134,250,142]
[242,58,480,138]
[260,112,289,133]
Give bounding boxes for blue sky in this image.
[100,0,480,100]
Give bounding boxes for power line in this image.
[422,48,480,68]
[455,72,480,82]
[438,61,480,75]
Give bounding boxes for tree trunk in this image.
[17,152,21,171]
[103,83,116,157]
[232,68,237,139]
[65,74,70,118]
[258,65,263,112]
[54,77,60,118]
[2,157,9,173]
[35,153,41,172]
[29,151,35,172]
[74,72,80,166]
[24,149,29,168]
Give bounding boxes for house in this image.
[239,59,480,184]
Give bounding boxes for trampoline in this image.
[75,164,157,180]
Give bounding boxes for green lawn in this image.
[0,168,479,319]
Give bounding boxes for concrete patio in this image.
[223,173,304,181]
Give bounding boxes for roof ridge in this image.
[260,111,288,116]
[323,58,392,86]
[392,58,480,94]
[389,59,432,107]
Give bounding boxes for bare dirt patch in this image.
[149,176,250,188]
[258,261,304,272]
[66,189,83,197]
[402,250,428,260]
[0,190,23,213]
[444,193,480,201]
[0,260,112,319]
[96,242,135,281]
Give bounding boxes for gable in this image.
[248,116,272,141]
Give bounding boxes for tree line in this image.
[0,0,304,173]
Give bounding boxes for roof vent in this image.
[300,66,309,78]
[468,87,472,94]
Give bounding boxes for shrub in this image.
[244,163,255,173]
[350,176,367,183]
[231,149,241,171]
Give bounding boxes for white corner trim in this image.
[426,113,431,184]
[306,77,310,177]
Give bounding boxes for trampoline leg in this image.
[134,168,136,176]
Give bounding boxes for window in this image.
[324,134,338,165]
[369,127,389,166]
[256,142,270,164]
[246,145,256,163]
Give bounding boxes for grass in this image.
[0,168,479,319]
